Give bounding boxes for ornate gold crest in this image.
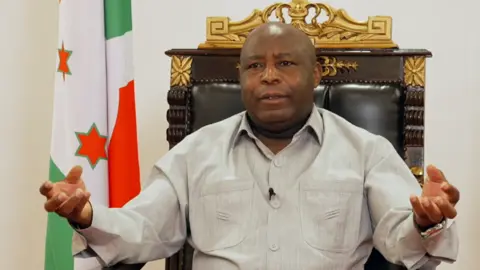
[199,0,396,49]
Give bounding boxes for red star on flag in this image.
[75,123,108,169]
[57,41,72,81]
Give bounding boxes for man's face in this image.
[239,31,320,130]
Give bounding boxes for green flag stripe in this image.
[49,157,66,182]
[44,157,73,270]
[104,0,132,40]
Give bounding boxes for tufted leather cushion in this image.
[325,83,404,155]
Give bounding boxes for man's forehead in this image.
[241,23,314,60]
[248,25,293,43]
[265,23,284,36]
[243,38,301,58]
[244,33,297,51]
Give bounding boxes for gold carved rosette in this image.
[167,55,193,148]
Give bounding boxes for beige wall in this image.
[1,0,479,269]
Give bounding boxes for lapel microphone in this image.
[268,187,276,201]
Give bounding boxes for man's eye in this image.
[248,63,262,69]
[279,61,294,66]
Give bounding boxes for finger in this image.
[55,181,81,196]
[434,196,457,219]
[64,166,83,184]
[426,164,447,183]
[39,181,54,197]
[56,189,85,216]
[72,191,91,214]
[421,197,444,224]
[441,182,460,204]
[410,195,429,220]
[44,192,68,212]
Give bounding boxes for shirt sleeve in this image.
[72,143,191,267]
[364,136,459,270]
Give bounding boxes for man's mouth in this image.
[259,92,288,105]
[260,92,288,100]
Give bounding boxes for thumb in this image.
[426,164,446,184]
[64,165,83,184]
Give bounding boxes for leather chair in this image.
[103,1,429,269]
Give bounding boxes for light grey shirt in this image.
[73,106,458,270]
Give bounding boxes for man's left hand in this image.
[410,165,460,228]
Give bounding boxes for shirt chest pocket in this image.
[300,179,364,253]
[190,179,254,252]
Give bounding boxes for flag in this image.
[44,0,140,269]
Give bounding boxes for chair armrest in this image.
[102,263,145,270]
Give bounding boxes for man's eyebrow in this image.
[245,52,294,60]
[246,55,264,60]
[275,53,294,58]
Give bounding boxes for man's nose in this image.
[261,65,280,84]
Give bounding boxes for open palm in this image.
[410,165,460,228]
[39,166,91,224]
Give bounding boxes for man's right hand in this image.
[39,165,93,228]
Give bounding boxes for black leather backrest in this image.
[326,83,404,154]
[191,83,404,155]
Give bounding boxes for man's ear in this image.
[313,61,322,86]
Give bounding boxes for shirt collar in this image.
[233,104,324,145]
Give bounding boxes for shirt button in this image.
[270,199,281,209]
[270,243,279,251]
[273,157,283,167]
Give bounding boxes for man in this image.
[40,22,460,269]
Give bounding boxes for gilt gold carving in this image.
[410,166,424,187]
[404,56,426,87]
[235,56,358,77]
[170,56,192,87]
[198,0,396,49]
[319,56,358,76]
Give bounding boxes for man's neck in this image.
[256,135,291,154]
[246,112,310,154]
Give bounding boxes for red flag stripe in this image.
[108,80,141,207]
